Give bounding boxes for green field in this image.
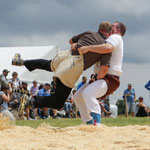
[15,117,150,128]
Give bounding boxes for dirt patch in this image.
[0,120,150,150]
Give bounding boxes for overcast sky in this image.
[1,0,150,104]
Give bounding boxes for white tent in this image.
[0,46,60,84]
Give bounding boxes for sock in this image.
[90,112,101,123]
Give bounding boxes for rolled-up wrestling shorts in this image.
[51,50,72,72]
[100,74,120,100]
[54,55,84,88]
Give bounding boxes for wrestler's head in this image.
[98,21,112,38]
[112,21,126,36]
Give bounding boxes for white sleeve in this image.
[106,34,121,49]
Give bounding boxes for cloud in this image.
[124,31,150,63]
[0,32,72,50]
[0,0,150,64]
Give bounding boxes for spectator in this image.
[10,72,21,89]
[9,72,21,109]
[64,95,73,118]
[50,82,59,119]
[0,69,10,82]
[69,89,78,118]
[0,83,15,120]
[89,74,95,84]
[37,83,51,119]
[30,81,39,97]
[0,69,10,90]
[30,81,39,118]
[39,84,44,90]
[77,76,87,90]
[123,83,136,117]
[19,81,34,120]
[135,96,150,117]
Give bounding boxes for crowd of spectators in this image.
[0,69,79,120]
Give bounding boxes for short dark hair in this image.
[45,83,50,87]
[139,96,143,100]
[12,71,18,76]
[115,21,126,36]
[90,74,95,79]
[82,76,87,80]
[33,80,37,84]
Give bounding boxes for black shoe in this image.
[12,53,24,66]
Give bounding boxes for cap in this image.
[3,69,10,73]
[22,81,28,85]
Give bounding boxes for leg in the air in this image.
[24,59,52,72]
[12,53,52,72]
[12,50,71,72]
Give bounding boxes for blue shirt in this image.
[123,88,135,103]
[145,80,150,91]
[0,91,8,110]
[37,88,50,96]
[77,82,84,90]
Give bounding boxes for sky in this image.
[0,0,150,105]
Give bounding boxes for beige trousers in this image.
[51,50,84,88]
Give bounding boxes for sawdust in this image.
[0,119,150,150]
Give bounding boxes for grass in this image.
[15,118,83,128]
[102,117,150,126]
[15,116,150,128]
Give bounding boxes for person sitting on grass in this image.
[135,96,150,117]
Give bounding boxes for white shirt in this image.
[94,34,123,77]
[106,34,123,76]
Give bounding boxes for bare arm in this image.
[78,43,114,55]
[1,92,11,103]
[97,65,109,80]
[137,103,148,109]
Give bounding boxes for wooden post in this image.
[125,95,128,117]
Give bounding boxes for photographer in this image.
[0,82,15,120]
